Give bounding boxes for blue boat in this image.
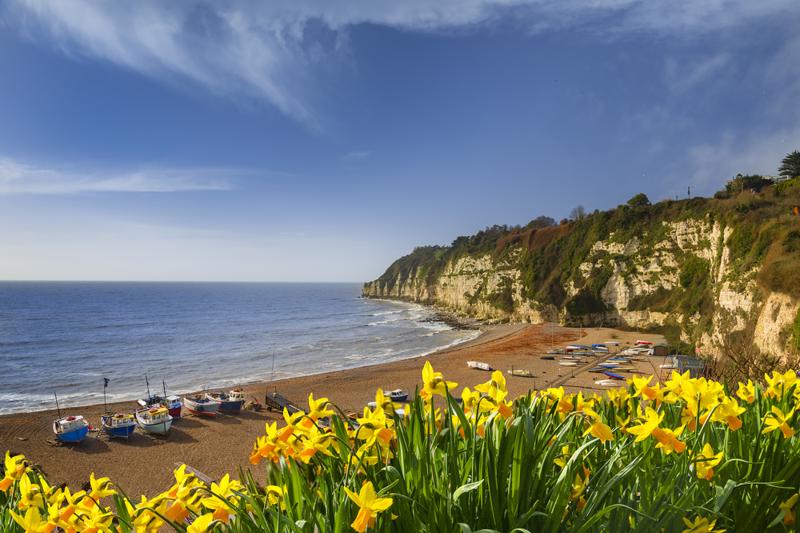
[207,388,245,414]
[603,370,625,380]
[53,415,90,444]
[101,413,137,439]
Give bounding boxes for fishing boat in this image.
[53,415,90,444]
[565,344,590,352]
[100,413,136,440]
[541,355,556,360]
[386,389,409,402]
[206,388,245,414]
[135,406,172,435]
[184,395,220,416]
[507,368,534,378]
[163,395,182,419]
[467,361,492,371]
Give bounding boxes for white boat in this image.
[184,395,220,416]
[559,361,579,367]
[135,406,173,435]
[594,379,619,387]
[467,361,493,371]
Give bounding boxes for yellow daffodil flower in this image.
[627,407,663,442]
[1,452,28,492]
[779,493,799,526]
[762,406,795,438]
[421,361,457,401]
[693,443,723,480]
[681,515,725,533]
[344,481,393,532]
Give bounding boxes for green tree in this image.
[779,150,800,179]
[627,193,651,207]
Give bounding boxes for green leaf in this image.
[454,479,484,501]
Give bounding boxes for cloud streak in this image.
[5,0,796,126]
[0,156,234,195]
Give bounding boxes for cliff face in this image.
[364,191,800,360]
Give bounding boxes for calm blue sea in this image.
[0,282,478,415]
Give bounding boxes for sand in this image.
[0,323,665,497]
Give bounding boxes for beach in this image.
[0,322,665,498]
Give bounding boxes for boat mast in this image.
[145,375,151,399]
[54,392,61,418]
[162,379,167,399]
[103,377,109,413]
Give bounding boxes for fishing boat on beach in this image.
[507,368,534,378]
[206,388,245,413]
[53,415,90,443]
[467,361,492,371]
[184,395,220,416]
[164,395,182,419]
[135,406,172,435]
[100,413,136,440]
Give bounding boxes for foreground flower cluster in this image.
[2,363,799,532]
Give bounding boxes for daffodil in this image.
[692,443,723,480]
[306,393,334,423]
[736,379,756,404]
[1,452,28,492]
[652,425,686,455]
[583,408,614,443]
[779,493,799,526]
[10,506,49,533]
[681,515,725,533]
[763,406,795,438]
[265,485,286,510]
[627,407,663,442]
[186,513,218,533]
[344,481,393,532]
[84,473,115,506]
[421,361,457,401]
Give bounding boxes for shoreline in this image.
[0,322,665,498]
[0,299,482,417]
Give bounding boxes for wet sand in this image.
[0,323,664,497]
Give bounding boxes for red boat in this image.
[164,395,182,419]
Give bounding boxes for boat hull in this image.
[184,398,220,416]
[218,400,244,413]
[137,419,172,435]
[167,406,182,418]
[103,424,136,439]
[56,426,89,443]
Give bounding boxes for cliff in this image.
[364,180,800,362]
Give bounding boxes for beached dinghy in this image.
[594,379,620,387]
[207,388,245,414]
[184,395,220,416]
[559,361,579,367]
[467,361,493,371]
[53,415,90,444]
[386,389,409,402]
[101,413,136,440]
[135,406,172,435]
[507,368,534,378]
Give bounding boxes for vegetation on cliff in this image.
[365,153,800,362]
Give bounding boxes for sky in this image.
[0,0,799,282]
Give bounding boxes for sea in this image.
[0,282,479,415]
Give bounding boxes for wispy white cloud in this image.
[4,0,796,126]
[0,156,235,195]
[342,150,371,161]
[664,53,732,94]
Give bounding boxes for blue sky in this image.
[1,1,799,282]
